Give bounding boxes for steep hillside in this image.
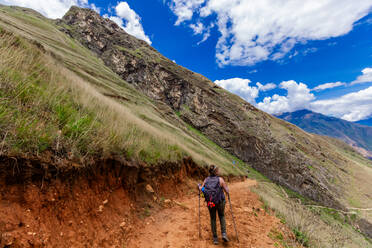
[277,109,372,158]
[0,5,252,176]
[0,4,371,246]
[57,6,372,210]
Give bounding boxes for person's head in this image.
[209,165,218,176]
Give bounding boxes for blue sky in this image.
[1,0,372,121]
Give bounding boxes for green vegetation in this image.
[0,6,371,247]
[268,228,295,248]
[116,45,143,59]
[293,228,310,247]
[182,121,268,178]
[0,30,184,163]
[282,187,314,205]
[0,7,253,174]
[251,181,372,248]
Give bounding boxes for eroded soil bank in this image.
[0,155,207,247]
[0,155,295,247]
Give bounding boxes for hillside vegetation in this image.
[0,5,371,247]
[0,6,250,176]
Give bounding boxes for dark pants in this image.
[208,200,226,237]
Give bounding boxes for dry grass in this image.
[0,17,247,175]
[252,182,372,248]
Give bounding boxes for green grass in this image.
[268,228,295,248]
[116,45,143,59]
[182,121,268,177]
[0,30,184,163]
[293,228,310,247]
[252,181,372,248]
[0,7,256,174]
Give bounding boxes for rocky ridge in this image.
[57,6,346,209]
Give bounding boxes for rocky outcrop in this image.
[57,6,342,208]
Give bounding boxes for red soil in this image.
[0,157,298,247]
[127,179,298,248]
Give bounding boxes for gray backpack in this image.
[204,176,224,207]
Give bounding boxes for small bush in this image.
[293,228,310,247]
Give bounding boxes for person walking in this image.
[199,165,230,245]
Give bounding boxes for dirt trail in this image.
[128,179,297,248]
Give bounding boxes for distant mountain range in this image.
[276,109,372,159]
[355,117,372,127]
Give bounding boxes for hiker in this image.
[199,165,230,245]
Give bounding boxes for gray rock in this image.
[57,6,343,209]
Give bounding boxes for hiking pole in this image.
[227,193,239,243]
[198,184,201,238]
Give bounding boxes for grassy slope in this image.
[0,5,371,247]
[252,182,372,248]
[0,5,248,175]
[59,7,371,226]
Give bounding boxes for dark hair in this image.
[209,165,217,176]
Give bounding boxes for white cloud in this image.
[1,1,151,45]
[197,32,211,45]
[169,0,205,25]
[257,80,315,114]
[190,21,214,45]
[168,0,372,66]
[351,67,372,85]
[215,78,259,104]
[90,3,100,14]
[312,81,346,91]
[310,86,372,121]
[190,22,204,34]
[256,82,276,92]
[214,68,372,121]
[109,16,123,27]
[109,2,151,45]
[0,0,97,19]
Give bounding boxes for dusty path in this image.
[127,179,297,248]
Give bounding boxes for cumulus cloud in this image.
[351,67,372,85]
[2,0,152,44]
[168,0,372,66]
[108,2,151,45]
[257,80,315,114]
[215,78,259,104]
[189,21,214,45]
[312,81,346,91]
[0,0,97,19]
[310,86,372,121]
[90,3,100,14]
[256,82,276,92]
[169,0,205,25]
[215,68,372,121]
[189,22,204,34]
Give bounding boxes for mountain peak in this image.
[59,5,149,56]
[276,109,372,158]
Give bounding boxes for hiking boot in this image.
[222,233,229,242]
[213,236,219,245]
